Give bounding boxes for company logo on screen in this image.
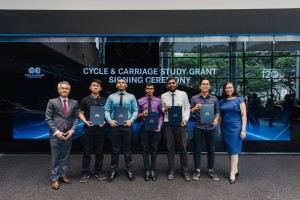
[261,69,279,78]
[25,67,44,79]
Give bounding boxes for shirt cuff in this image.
[53,130,60,136]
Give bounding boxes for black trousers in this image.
[110,126,133,172]
[82,127,105,175]
[164,123,189,175]
[141,126,161,171]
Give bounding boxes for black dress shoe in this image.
[167,170,174,181]
[225,171,239,178]
[150,171,157,181]
[127,172,135,181]
[229,178,237,184]
[108,171,118,182]
[144,170,150,181]
[183,173,191,182]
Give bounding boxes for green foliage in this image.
[163,49,298,100]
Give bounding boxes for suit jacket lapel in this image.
[56,97,66,117]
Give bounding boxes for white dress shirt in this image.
[161,89,190,122]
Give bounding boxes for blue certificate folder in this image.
[114,107,128,126]
[168,106,182,125]
[89,106,105,125]
[144,112,159,131]
[200,104,215,124]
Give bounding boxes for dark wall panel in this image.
[0,9,300,35]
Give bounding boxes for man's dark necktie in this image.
[63,100,68,130]
[171,93,175,106]
[119,93,124,107]
[148,98,152,112]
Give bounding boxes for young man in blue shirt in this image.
[104,78,138,182]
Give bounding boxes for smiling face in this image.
[225,83,235,97]
[58,83,70,98]
[200,79,210,95]
[166,79,177,92]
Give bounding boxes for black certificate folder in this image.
[200,104,215,124]
[145,112,159,131]
[168,106,182,125]
[114,107,128,126]
[90,106,105,125]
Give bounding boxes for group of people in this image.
[45,77,247,190]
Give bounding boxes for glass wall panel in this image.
[173,57,199,68]
[274,41,300,56]
[159,57,172,68]
[201,58,229,78]
[235,57,244,78]
[173,42,199,53]
[201,42,230,57]
[273,56,297,78]
[245,57,272,78]
[159,42,173,52]
[245,42,273,56]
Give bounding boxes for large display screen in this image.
[0,42,295,145]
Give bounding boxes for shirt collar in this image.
[117,91,127,95]
[168,90,177,95]
[199,93,211,98]
[89,95,100,99]
[145,95,153,100]
[59,96,68,101]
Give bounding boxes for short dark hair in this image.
[166,77,176,84]
[117,78,126,83]
[145,82,155,88]
[222,81,238,100]
[200,77,210,85]
[90,78,102,87]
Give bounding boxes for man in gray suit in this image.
[45,81,79,190]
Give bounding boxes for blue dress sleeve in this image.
[237,97,245,104]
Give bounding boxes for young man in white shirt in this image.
[161,77,191,182]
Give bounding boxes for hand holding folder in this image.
[200,104,214,124]
[114,107,128,126]
[144,111,159,131]
[89,106,105,126]
[168,106,182,126]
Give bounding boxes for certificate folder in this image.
[90,106,105,125]
[144,112,159,131]
[200,104,214,124]
[168,106,182,125]
[114,107,128,126]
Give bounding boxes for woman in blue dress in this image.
[218,81,247,184]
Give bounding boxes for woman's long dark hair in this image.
[221,81,238,100]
